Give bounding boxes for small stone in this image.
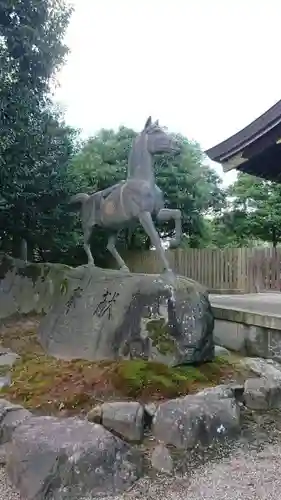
[0,375,11,390]
[58,409,69,417]
[244,377,281,410]
[215,345,231,357]
[87,404,102,424]
[0,400,25,422]
[0,399,31,444]
[144,402,159,430]
[144,402,158,418]
[196,383,244,402]
[102,401,144,442]
[151,444,173,473]
[230,384,245,402]
[0,408,31,444]
[0,351,19,367]
[196,384,235,399]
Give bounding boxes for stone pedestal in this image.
[38,266,214,365]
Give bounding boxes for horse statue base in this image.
[38,265,214,366]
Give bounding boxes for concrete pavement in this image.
[211,292,281,316]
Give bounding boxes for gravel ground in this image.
[96,442,281,500]
[0,467,19,500]
[96,410,281,500]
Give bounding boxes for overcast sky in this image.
[55,0,281,186]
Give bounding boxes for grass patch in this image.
[0,315,245,415]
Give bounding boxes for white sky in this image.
[55,0,281,186]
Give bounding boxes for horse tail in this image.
[69,193,90,206]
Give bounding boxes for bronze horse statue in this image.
[70,117,182,278]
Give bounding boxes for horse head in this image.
[142,116,181,156]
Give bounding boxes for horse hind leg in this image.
[81,199,96,265]
[107,234,130,272]
[83,224,95,265]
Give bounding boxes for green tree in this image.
[229,173,281,247]
[212,173,281,248]
[0,0,75,259]
[210,211,253,247]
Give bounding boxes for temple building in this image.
[205,99,281,183]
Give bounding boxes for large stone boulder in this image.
[152,392,241,450]
[38,265,214,365]
[0,254,71,319]
[6,415,143,499]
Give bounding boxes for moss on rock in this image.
[111,359,208,398]
[17,262,71,288]
[0,315,247,415]
[0,256,74,320]
[3,354,235,412]
[0,254,72,295]
[146,318,176,355]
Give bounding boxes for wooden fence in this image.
[125,247,281,293]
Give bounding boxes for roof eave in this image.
[206,117,281,174]
[205,99,281,162]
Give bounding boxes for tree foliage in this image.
[210,172,281,248]
[230,173,281,247]
[0,0,77,259]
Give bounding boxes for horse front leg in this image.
[138,211,175,284]
[156,208,182,248]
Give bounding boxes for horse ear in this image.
[155,119,159,126]
[144,116,152,129]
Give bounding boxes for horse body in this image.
[70,117,181,275]
[74,180,162,227]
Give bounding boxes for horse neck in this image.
[127,135,155,183]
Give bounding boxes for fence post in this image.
[236,248,248,293]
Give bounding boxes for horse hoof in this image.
[163,270,176,287]
[121,266,130,272]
